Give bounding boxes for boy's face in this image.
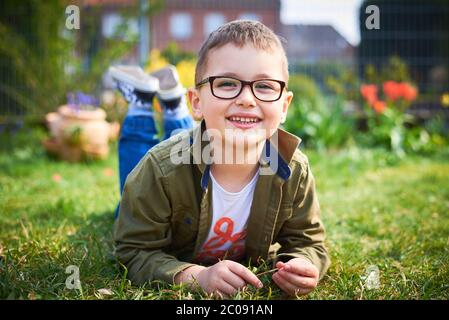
[189,43,293,148]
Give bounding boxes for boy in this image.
[114,20,330,297]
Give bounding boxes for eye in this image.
[214,78,239,89]
[254,81,277,91]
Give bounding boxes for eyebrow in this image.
[216,72,276,79]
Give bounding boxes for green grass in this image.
[1,126,448,300]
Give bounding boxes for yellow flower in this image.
[176,59,197,113]
[145,49,169,73]
[176,59,196,89]
[441,93,449,108]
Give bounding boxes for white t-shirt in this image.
[195,169,259,264]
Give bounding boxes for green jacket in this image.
[114,121,330,285]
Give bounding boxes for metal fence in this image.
[1,0,448,121]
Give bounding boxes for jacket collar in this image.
[189,120,301,189]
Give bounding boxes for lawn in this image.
[1,126,448,300]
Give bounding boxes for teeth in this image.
[229,116,260,123]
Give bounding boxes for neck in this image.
[211,162,259,193]
[210,141,263,192]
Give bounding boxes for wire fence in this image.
[1,1,448,122]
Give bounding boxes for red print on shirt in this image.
[195,217,246,264]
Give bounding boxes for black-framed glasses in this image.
[195,76,286,102]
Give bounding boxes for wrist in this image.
[174,265,206,285]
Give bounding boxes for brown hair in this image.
[195,20,289,85]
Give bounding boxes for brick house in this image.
[84,0,281,54]
[83,0,356,75]
[150,0,281,53]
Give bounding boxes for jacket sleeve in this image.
[113,153,195,285]
[274,160,331,280]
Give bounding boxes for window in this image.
[238,13,261,22]
[170,13,192,39]
[102,13,138,38]
[204,13,226,36]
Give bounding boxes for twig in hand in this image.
[255,268,279,277]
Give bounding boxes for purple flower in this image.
[67,92,76,107]
[67,92,99,110]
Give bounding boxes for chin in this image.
[223,129,267,150]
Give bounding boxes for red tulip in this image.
[383,81,402,101]
[399,83,418,102]
[360,84,378,106]
[372,100,387,113]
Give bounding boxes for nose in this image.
[235,84,256,107]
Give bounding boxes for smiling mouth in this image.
[226,116,262,124]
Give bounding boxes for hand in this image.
[272,258,319,297]
[194,260,263,297]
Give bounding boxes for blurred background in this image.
[1,0,449,300]
[0,0,448,152]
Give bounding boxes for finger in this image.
[276,261,285,270]
[272,272,296,296]
[284,261,318,278]
[216,280,237,297]
[277,269,317,289]
[272,273,310,297]
[227,261,263,289]
[222,272,247,290]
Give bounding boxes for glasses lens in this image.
[212,77,242,99]
[253,80,282,101]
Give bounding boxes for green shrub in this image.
[284,96,355,150]
[325,69,360,101]
[288,74,321,103]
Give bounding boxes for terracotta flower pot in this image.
[43,105,114,162]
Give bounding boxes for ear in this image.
[188,87,203,121]
[280,90,293,124]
